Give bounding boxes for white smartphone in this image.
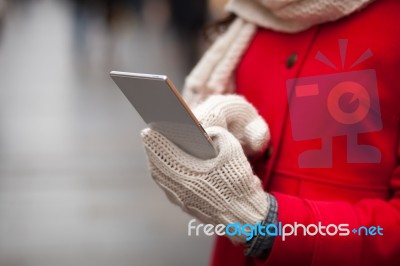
[110,71,217,160]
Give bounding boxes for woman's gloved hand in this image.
[193,95,270,156]
[141,126,270,242]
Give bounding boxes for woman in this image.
[141,0,400,265]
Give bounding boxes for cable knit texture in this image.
[193,95,270,156]
[182,0,375,107]
[228,0,375,32]
[142,126,269,242]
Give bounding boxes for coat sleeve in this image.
[257,140,400,266]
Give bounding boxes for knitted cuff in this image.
[244,193,278,258]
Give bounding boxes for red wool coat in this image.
[210,0,400,265]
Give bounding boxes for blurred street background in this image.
[0,0,227,265]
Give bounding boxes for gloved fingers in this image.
[243,115,270,155]
[193,94,231,128]
[193,95,270,155]
[149,160,228,220]
[149,162,186,208]
[204,126,247,163]
[155,173,227,227]
[141,127,201,165]
[142,127,254,213]
[141,126,270,236]
[141,127,247,175]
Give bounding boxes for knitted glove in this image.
[141,126,269,242]
[193,95,270,156]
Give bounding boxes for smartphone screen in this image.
[110,71,217,160]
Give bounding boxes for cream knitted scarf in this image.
[182,0,376,107]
